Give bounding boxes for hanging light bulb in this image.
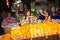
[14,0,22,4]
[17,0,22,4]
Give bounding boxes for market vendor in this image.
[21,10,37,25]
[2,12,16,26]
[21,10,31,25]
[38,9,50,21]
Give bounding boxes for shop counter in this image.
[10,22,60,40]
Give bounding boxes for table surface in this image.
[2,23,19,28]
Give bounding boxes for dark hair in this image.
[25,10,31,19]
[6,11,12,17]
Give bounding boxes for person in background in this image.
[57,7,60,16]
[57,7,60,19]
[51,6,60,19]
[2,12,16,26]
[47,3,52,16]
[51,6,56,16]
[31,5,38,17]
[17,4,22,14]
[23,4,27,14]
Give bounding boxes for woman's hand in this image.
[39,10,46,16]
[44,12,48,17]
[39,10,48,17]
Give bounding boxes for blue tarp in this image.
[38,16,60,20]
[51,16,60,19]
[38,16,45,20]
